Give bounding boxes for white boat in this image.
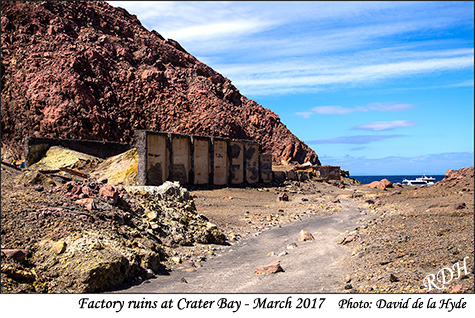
[421,175,436,183]
[402,175,435,186]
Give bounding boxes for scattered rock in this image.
[298,230,315,241]
[344,283,353,290]
[75,198,97,210]
[34,185,44,192]
[91,241,103,250]
[450,203,466,210]
[287,243,298,250]
[345,275,352,283]
[206,222,218,230]
[81,186,94,196]
[278,193,289,201]
[52,241,67,255]
[146,211,158,221]
[254,260,284,274]
[389,273,399,282]
[340,234,359,245]
[155,181,192,202]
[145,269,155,279]
[1,248,27,262]
[452,284,463,293]
[98,176,108,184]
[171,257,182,264]
[99,184,119,205]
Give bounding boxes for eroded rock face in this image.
[437,167,474,189]
[1,1,320,166]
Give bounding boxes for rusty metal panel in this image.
[146,132,168,185]
[213,138,228,185]
[192,136,210,185]
[170,134,191,184]
[259,153,272,183]
[229,140,244,184]
[244,141,259,184]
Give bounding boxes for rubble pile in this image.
[126,182,226,246]
[1,164,225,293]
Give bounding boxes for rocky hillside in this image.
[1,1,320,165]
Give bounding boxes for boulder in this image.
[364,178,393,190]
[298,230,315,241]
[254,260,284,274]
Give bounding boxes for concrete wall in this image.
[26,132,341,186]
[228,140,244,185]
[136,130,343,186]
[170,134,191,184]
[244,141,259,184]
[191,136,210,185]
[260,153,272,183]
[143,133,170,185]
[212,137,229,186]
[24,136,130,167]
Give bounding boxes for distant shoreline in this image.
[351,175,445,184]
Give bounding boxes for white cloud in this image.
[353,120,417,131]
[232,56,473,95]
[364,103,414,112]
[297,102,415,117]
[165,19,277,41]
[307,134,407,145]
[320,151,474,175]
[294,111,314,119]
[445,79,474,88]
[311,106,355,115]
[107,1,474,96]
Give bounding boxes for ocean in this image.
[351,175,445,185]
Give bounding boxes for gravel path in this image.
[119,199,370,293]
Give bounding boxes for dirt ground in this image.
[1,160,473,293]
[343,170,474,293]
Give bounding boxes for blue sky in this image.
[108,1,474,175]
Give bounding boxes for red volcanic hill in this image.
[1,1,320,165]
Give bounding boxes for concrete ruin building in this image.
[24,131,342,186]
